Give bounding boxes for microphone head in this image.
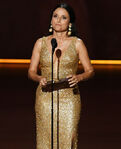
[56,49,62,59]
[51,38,57,54]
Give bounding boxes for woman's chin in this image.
[53,29,67,33]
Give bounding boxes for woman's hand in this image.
[39,77,47,87]
[66,74,81,87]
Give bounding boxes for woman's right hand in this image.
[39,76,47,87]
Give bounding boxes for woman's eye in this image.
[62,16,67,19]
[53,14,57,18]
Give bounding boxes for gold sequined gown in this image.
[35,36,81,149]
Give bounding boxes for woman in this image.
[28,3,94,149]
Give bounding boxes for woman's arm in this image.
[67,38,94,87]
[76,38,94,81]
[28,38,47,86]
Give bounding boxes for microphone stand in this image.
[56,49,62,149]
[51,48,54,149]
[51,38,57,149]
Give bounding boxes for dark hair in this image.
[48,3,77,36]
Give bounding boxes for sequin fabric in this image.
[35,36,81,149]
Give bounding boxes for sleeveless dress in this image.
[35,36,81,149]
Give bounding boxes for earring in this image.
[68,24,72,36]
[49,24,53,32]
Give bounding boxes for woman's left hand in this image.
[66,74,80,87]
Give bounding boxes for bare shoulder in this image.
[74,37,86,53]
[75,37,84,47]
[44,35,53,41]
[32,37,44,53]
[34,37,43,47]
[45,35,52,39]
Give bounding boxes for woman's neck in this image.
[52,31,68,41]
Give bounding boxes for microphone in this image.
[56,49,62,59]
[51,38,57,54]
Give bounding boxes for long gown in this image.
[35,36,81,149]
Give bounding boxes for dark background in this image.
[0,1,121,149]
[1,0,121,59]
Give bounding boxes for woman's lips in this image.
[56,24,61,26]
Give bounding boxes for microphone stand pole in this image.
[56,49,61,149]
[57,58,60,149]
[51,38,57,149]
[51,47,54,149]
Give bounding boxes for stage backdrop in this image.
[1,0,121,59]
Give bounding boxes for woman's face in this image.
[51,8,70,33]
